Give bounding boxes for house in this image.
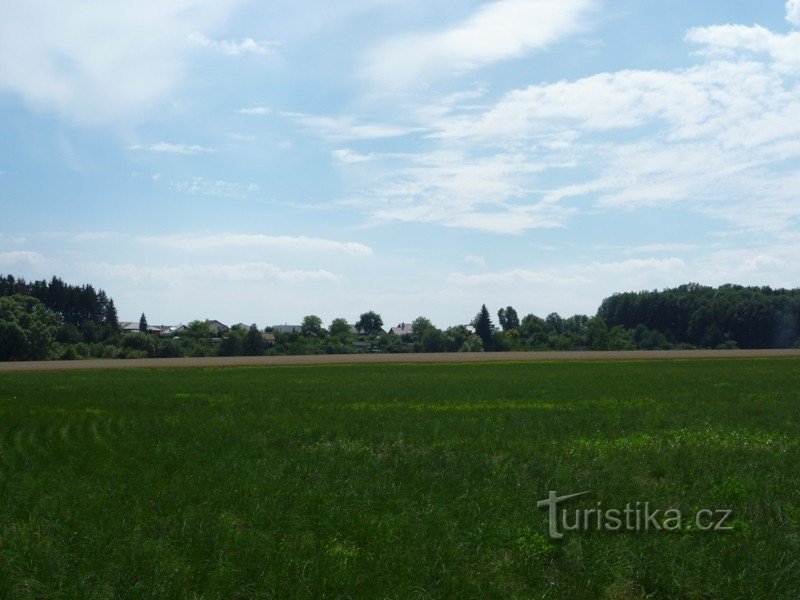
[120,321,177,335]
[272,324,302,334]
[204,320,230,336]
[262,332,276,345]
[119,321,141,334]
[389,322,414,336]
[349,324,385,336]
[149,324,176,335]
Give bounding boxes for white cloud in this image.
[347,150,576,234]
[70,232,115,242]
[90,261,340,284]
[686,24,800,71]
[625,243,700,254]
[350,19,800,235]
[169,177,259,198]
[448,268,584,286]
[282,111,418,141]
[236,105,271,115]
[136,234,373,256]
[131,142,215,155]
[188,33,277,56]
[788,0,800,26]
[0,251,45,266]
[34,231,116,243]
[364,0,595,87]
[465,255,486,267]
[332,149,379,164]
[0,0,245,124]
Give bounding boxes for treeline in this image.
[598,283,800,349]
[2,274,800,361]
[0,274,119,338]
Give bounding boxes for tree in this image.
[472,304,495,350]
[104,299,119,328]
[411,316,435,344]
[0,295,60,360]
[497,306,520,332]
[301,315,324,338]
[329,317,352,339]
[184,320,213,339]
[139,313,148,333]
[459,335,484,352]
[355,311,384,335]
[243,325,265,355]
[585,316,609,350]
[218,330,244,356]
[545,312,564,335]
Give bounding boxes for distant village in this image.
[118,319,463,344]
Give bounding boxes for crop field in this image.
[1,358,799,598]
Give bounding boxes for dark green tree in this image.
[218,330,244,356]
[329,317,352,339]
[139,313,148,333]
[497,306,520,332]
[0,295,60,360]
[243,325,265,356]
[104,299,119,328]
[472,304,495,350]
[355,311,384,335]
[301,315,325,338]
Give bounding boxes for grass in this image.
[1,358,799,598]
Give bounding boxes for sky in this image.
[1,0,800,329]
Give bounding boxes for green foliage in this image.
[599,283,800,349]
[328,317,352,339]
[301,315,325,339]
[458,335,484,352]
[355,311,383,335]
[243,325,265,356]
[218,329,244,357]
[472,304,495,350]
[497,306,520,332]
[0,295,60,360]
[56,323,83,345]
[139,313,148,333]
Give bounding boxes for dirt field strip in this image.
[2,349,800,372]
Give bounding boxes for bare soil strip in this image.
[1,349,800,372]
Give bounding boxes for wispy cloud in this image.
[130,142,215,155]
[281,111,418,141]
[169,177,259,198]
[788,0,800,26]
[0,0,245,124]
[625,243,700,254]
[236,105,271,115]
[90,261,341,284]
[465,255,486,267]
[364,0,596,87]
[136,233,373,257]
[346,20,800,235]
[188,33,277,56]
[0,250,45,266]
[332,149,379,164]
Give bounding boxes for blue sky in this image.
[1,0,799,328]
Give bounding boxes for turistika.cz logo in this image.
[537,491,733,539]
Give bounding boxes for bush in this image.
[715,340,740,350]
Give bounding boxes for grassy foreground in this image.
[1,359,799,598]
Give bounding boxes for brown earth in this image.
[1,349,800,372]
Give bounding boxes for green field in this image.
[1,359,799,598]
